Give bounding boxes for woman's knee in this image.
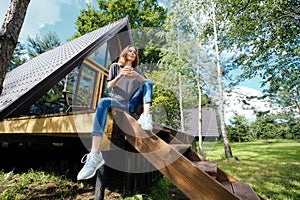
[128,103,142,113]
[98,97,111,107]
[128,104,136,113]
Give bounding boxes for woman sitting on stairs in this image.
[77,45,153,180]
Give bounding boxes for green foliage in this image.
[156,8,200,110]
[27,31,61,58]
[219,0,299,56]
[7,42,27,72]
[147,177,187,200]
[218,0,300,111]
[73,0,167,37]
[263,111,299,139]
[227,113,251,142]
[147,66,213,129]
[226,109,300,142]
[148,70,181,129]
[72,0,167,72]
[8,31,61,72]
[250,115,283,140]
[201,93,212,107]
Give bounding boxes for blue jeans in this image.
[92,79,153,136]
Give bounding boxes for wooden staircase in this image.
[96,108,262,200]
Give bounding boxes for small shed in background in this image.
[185,108,219,141]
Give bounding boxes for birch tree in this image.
[185,1,208,156]
[185,0,234,157]
[211,2,233,158]
[196,46,204,155]
[0,0,31,95]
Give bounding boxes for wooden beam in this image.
[0,112,113,140]
[0,113,93,134]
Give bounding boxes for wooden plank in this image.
[157,130,184,144]
[0,112,113,143]
[169,144,191,153]
[221,181,233,193]
[180,147,238,183]
[0,113,93,134]
[192,161,217,176]
[112,108,239,200]
[232,182,260,200]
[154,123,195,144]
[216,167,238,183]
[183,147,206,161]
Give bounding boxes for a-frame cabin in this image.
[0,18,263,200]
[0,18,131,141]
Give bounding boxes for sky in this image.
[0,0,96,43]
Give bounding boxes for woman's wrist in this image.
[116,74,122,80]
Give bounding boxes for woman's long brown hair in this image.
[117,45,139,68]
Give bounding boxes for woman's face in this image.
[126,47,137,62]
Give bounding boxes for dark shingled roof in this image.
[185,108,219,137]
[0,18,131,120]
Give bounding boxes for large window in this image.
[71,65,98,112]
[20,30,130,117]
[88,42,111,67]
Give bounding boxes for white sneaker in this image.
[137,113,153,131]
[77,152,105,180]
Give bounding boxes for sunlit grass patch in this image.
[0,169,92,200]
[206,139,300,200]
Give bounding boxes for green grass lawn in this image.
[205,139,300,200]
[0,139,299,200]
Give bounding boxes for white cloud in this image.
[0,0,89,41]
[20,1,61,39]
[224,86,272,124]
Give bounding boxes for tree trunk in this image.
[196,44,203,156]
[177,25,185,132]
[212,2,233,158]
[179,73,185,131]
[197,63,204,156]
[0,0,31,95]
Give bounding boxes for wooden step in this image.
[169,144,191,153]
[231,182,260,200]
[221,181,233,193]
[192,161,217,177]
